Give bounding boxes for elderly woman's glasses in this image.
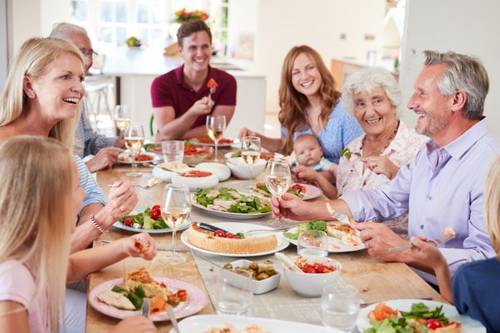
[79,48,98,57]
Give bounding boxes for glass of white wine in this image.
[160,184,191,264]
[124,123,145,177]
[113,105,131,137]
[206,115,226,161]
[241,136,261,165]
[265,158,291,224]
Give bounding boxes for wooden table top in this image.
[85,164,443,332]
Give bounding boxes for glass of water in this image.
[320,284,360,332]
[214,269,253,316]
[298,230,328,257]
[161,140,184,163]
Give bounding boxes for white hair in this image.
[49,22,88,39]
[341,67,401,115]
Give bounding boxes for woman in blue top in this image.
[239,45,361,164]
[411,156,500,332]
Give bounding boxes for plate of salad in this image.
[251,182,322,201]
[192,187,272,220]
[358,299,485,333]
[282,220,365,253]
[114,204,191,234]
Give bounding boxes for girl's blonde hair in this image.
[278,45,341,154]
[484,156,500,255]
[0,136,75,332]
[0,37,84,149]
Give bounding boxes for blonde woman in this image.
[0,37,137,252]
[411,156,500,331]
[0,136,157,333]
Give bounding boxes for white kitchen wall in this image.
[253,0,386,113]
[400,0,500,138]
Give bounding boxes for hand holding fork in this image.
[388,227,456,253]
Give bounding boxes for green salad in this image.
[194,187,272,214]
[283,220,327,240]
[119,205,168,230]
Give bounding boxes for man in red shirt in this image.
[151,20,237,140]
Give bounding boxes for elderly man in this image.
[49,23,124,172]
[272,50,499,278]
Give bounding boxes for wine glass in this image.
[124,123,145,177]
[265,158,291,224]
[160,184,191,264]
[113,105,131,137]
[206,115,226,161]
[241,136,261,165]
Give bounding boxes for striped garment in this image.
[74,155,106,207]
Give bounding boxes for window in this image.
[70,0,229,52]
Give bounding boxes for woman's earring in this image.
[26,91,35,99]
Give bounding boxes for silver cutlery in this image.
[388,228,456,253]
[325,201,351,225]
[167,307,180,333]
[142,298,150,317]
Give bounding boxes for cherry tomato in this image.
[149,209,161,220]
[214,230,226,237]
[152,204,160,211]
[123,218,133,226]
[426,319,443,329]
[177,289,188,302]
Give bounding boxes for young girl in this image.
[411,156,500,332]
[0,136,157,333]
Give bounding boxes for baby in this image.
[293,134,332,171]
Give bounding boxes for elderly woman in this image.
[239,45,362,164]
[294,67,427,201]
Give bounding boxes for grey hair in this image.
[341,67,401,115]
[49,22,88,39]
[424,50,489,120]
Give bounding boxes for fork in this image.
[142,298,150,318]
[167,307,181,333]
[388,228,456,253]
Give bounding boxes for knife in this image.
[198,222,231,234]
[142,298,150,317]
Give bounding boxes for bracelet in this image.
[89,215,105,234]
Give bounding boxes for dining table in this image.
[85,149,444,333]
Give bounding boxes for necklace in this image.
[360,120,400,157]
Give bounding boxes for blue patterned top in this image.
[74,155,106,207]
[281,102,362,163]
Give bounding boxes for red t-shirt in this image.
[150,65,237,129]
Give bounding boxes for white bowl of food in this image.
[195,162,231,181]
[171,169,219,191]
[226,157,266,179]
[283,255,341,297]
[221,259,280,295]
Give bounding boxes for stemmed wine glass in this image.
[160,184,191,264]
[206,115,226,161]
[241,136,261,165]
[265,158,291,225]
[113,105,131,137]
[124,123,145,177]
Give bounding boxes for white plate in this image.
[180,222,289,257]
[191,194,272,220]
[282,226,366,253]
[173,314,342,333]
[112,219,191,234]
[117,152,160,165]
[356,299,486,333]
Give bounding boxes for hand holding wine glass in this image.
[124,123,145,177]
[161,184,191,264]
[206,115,226,161]
[241,136,261,165]
[265,158,291,224]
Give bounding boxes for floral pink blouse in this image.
[336,121,428,196]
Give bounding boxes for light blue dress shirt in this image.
[342,119,499,273]
[281,102,362,163]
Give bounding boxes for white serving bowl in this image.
[226,157,266,179]
[195,162,231,181]
[221,259,281,295]
[171,170,219,191]
[283,255,341,297]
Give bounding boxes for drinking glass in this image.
[298,230,328,257]
[206,115,226,161]
[124,123,145,177]
[265,158,291,224]
[321,284,360,332]
[160,184,191,264]
[214,269,253,316]
[113,105,131,137]
[241,136,261,165]
[161,140,184,163]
